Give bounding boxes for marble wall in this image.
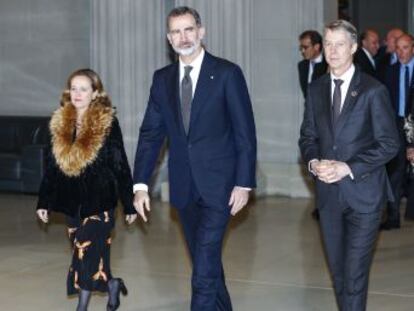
[0,0,89,116]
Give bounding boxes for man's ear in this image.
[166,33,172,45]
[351,42,358,55]
[199,27,205,40]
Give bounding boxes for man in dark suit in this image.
[353,29,380,78]
[298,30,328,220]
[299,20,399,310]
[376,28,404,82]
[382,34,414,229]
[298,30,328,98]
[133,6,256,311]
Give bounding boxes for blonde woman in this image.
[37,68,138,311]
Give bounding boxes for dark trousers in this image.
[404,170,414,219]
[386,118,408,224]
[319,197,381,311]
[178,189,232,311]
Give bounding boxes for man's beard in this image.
[173,40,201,56]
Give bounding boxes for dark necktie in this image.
[405,65,410,116]
[332,79,344,124]
[181,65,193,134]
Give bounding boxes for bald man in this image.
[377,28,404,82]
[354,29,380,78]
[383,34,414,229]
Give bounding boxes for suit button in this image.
[333,145,337,150]
[188,144,192,149]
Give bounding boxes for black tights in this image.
[76,289,91,311]
[107,279,119,307]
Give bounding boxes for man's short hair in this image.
[167,6,202,30]
[299,30,323,47]
[325,20,358,45]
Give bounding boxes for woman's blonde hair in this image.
[60,68,111,107]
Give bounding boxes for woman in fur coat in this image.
[36,68,138,311]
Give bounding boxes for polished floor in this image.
[1,193,414,310]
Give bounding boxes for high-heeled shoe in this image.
[107,278,128,311]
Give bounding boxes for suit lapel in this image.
[166,63,186,136]
[334,69,362,138]
[313,59,327,80]
[188,52,216,137]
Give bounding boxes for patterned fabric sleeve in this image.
[405,115,414,146]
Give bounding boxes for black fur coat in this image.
[37,103,136,218]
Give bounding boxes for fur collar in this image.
[50,103,114,177]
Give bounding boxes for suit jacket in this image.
[353,48,378,79]
[384,61,414,117]
[298,56,328,97]
[133,51,257,209]
[299,68,399,212]
[376,51,392,83]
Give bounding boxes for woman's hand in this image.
[36,209,49,223]
[125,214,137,225]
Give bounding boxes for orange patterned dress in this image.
[66,210,114,295]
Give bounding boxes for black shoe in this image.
[107,278,128,311]
[379,222,400,230]
[311,209,319,220]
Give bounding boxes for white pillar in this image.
[90,0,170,162]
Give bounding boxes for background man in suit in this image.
[353,29,380,78]
[376,28,404,82]
[133,6,256,311]
[383,34,414,229]
[299,20,399,310]
[298,30,328,220]
[298,30,328,98]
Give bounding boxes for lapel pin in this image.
[210,75,214,79]
[351,91,357,97]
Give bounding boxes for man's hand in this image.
[228,186,250,216]
[313,159,352,184]
[125,214,137,225]
[133,190,151,222]
[407,147,414,163]
[36,209,49,223]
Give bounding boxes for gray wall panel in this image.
[0,0,89,115]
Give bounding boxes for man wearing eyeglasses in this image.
[298,30,328,98]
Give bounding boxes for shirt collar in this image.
[330,64,355,84]
[179,48,205,72]
[400,57,414,70]
[362,47,376,67]
[311,53,323,64]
